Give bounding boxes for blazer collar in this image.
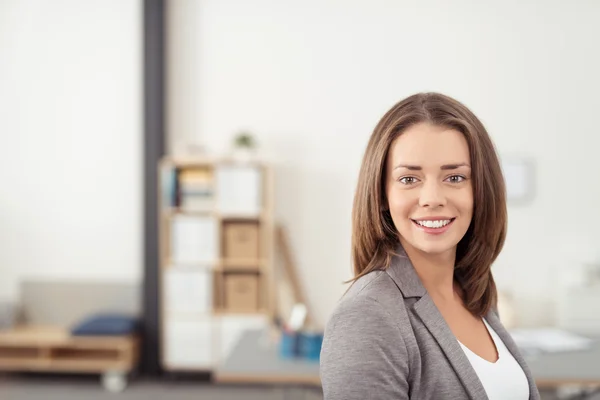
[384,245,539,400]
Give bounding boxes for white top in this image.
[458,319,530,400]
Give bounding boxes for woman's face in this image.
[385,122,473,258]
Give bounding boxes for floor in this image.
[0,374,323,400]
[1,374,598,400]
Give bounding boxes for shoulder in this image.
[333,269,408,325]
[322,269,409,352]
[320,270,411,398]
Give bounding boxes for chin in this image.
[411,240,457,256]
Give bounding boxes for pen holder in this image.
[299,331,324,362]
[279,329,300,359]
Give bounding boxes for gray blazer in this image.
[320,248,540,400]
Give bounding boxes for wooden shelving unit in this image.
[158,157,275,372]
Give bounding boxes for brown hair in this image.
[351,92,507,317]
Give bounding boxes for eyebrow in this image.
[393,163,471,171]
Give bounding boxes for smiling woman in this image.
[320,93,539,400]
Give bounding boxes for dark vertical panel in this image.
[142,0,165,375]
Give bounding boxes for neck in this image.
[400,239,458,302]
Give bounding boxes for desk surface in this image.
[526,338,600,387]
[215,329,600,388]
[214,330,320,386]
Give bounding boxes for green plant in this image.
[234,131,256,149]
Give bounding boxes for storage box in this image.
[223,222,259,261]
[224,274,259,312]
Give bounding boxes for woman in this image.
[320,93,540,400]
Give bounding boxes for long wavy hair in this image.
[351,92,507,317]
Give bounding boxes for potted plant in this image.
[232,130,257,162]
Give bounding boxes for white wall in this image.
[168,0,600,327]
[0,0,142,300]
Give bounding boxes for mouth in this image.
[411,217,456,234]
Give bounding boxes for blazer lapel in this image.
[485,311,541,400]
[413,294,489,400]
[386,248,488,400]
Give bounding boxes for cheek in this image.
[453,190,474,221]
[461,191,474,215]
[387,188,416,219]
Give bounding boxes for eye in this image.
[446,175,466,183]
[399,176,419,185]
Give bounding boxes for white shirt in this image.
[458,319,530,400]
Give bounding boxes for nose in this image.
[419,180,446,208]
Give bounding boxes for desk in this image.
[524,339,600,400]
[216,329,600,399]
[214,329,320,387]
[527,338,600,388]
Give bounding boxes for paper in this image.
[288,303,307,331]
[219,315,268,362]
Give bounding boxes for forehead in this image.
[388,122,470,167]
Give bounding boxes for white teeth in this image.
[416,219,451,228]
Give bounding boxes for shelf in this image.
[163,208,216,217]
[0,346,40,357]
[164,261,217,269]
[161,157,219,168]
[0,326,138,373]
[44,359,133,372]
[163,310,214,319]
[217,259,264,271]
[217,212,265,221]
[213,309,269,316]
[164,260,264,271]
[52,348,121,362]
[162,156,267,168]
[158,156,275,374]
